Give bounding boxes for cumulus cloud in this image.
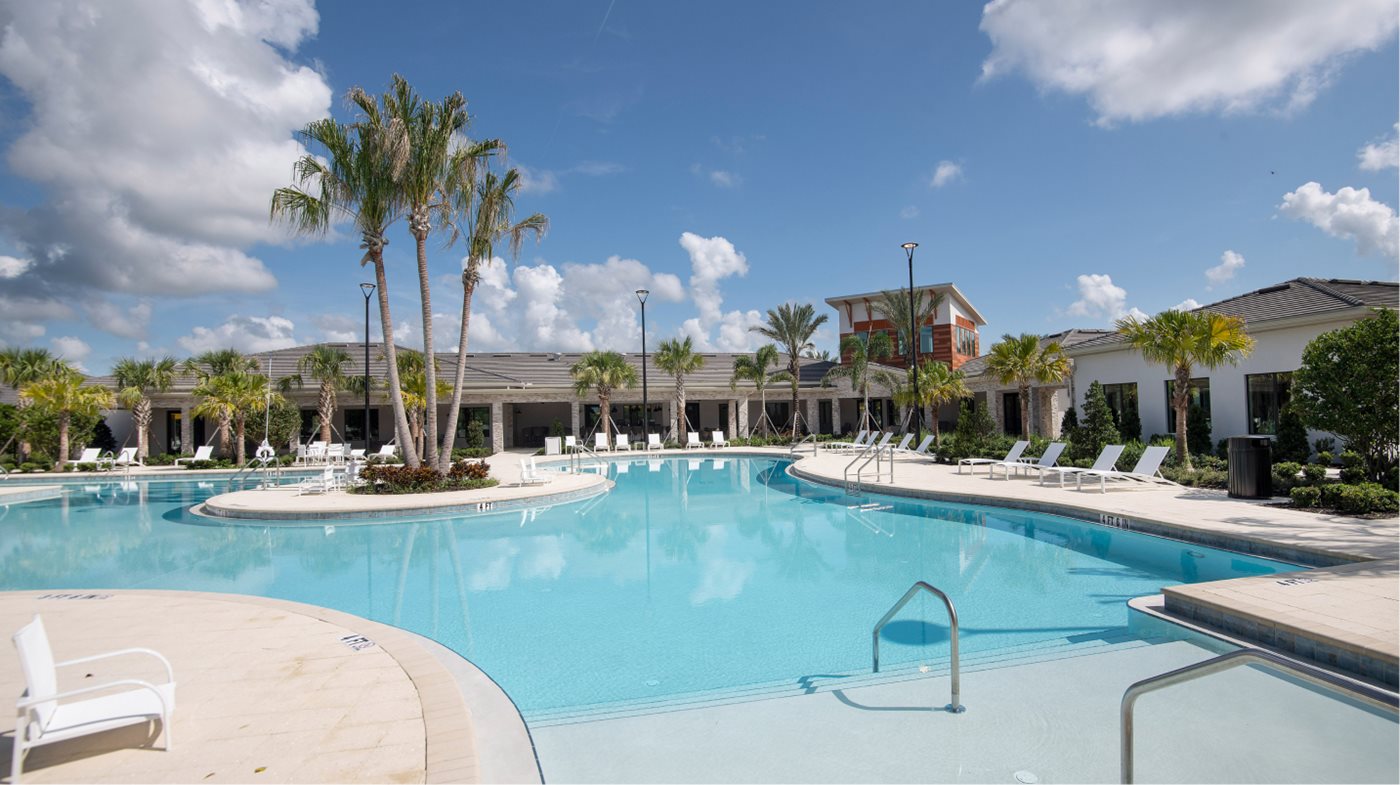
[85,300,152,340]
[0,294,71,346]
[312,314,359,343]
[979,0,1398,125]
[0,255,30,279]
[1358,123,1399,171]
[1205,250,1245,288]
[49,335,91,371]
[1066,273,1145,322]
[0,0,330,306]
[930,161,963,188]
[177,314,299,355]
[690,163,742,188]
[1279,182,1399,259]
[674,233,763,351]
[1171,298,1203,311]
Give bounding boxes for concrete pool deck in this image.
[0,591,539,784]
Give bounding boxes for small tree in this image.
[466,415,485,449]
[1292,308,1399,482]
[1273,405,1310,463]
[1119,400,1142,443]
[1075,382,1121,461]
[953,398,997,453]
[1186,404,1211,457]
[91,418,118,453]
[253,401,302,451]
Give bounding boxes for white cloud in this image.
[690,163,742,188]
[0,293,71,346]
[1066,273,1142,322]
[49,335,91,371]
[930,161,963,188]
[1358,123,1399,171]
[0,255,31,278]
[177,314,299,355]
[1279,182,1399,260]
[514,161,624,194]
[85,300,152,340]
[1205,250,1245,288]
[979,0,1398,125]
[312,314,359,343]
[1171,298,1203,311]
[899,205,920,220]
[0,0,330,300]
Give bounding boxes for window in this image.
[1247,372,1293,435]
[765,401,791,431]
[955,326,976,356]
[344,409,380,445]
[1165,378,1211,432]
[891,330,904,357]
[919,325,934,354]
[456,407,490,446]
[299,409,318,442]
[1101,383,1138,426]
[684,401,700,431]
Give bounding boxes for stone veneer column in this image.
[736,398,749,437]
[1041,388,1064,437]
[727,400,738,439]
[569,401,580,439]
[989,391,1006,435]
[804,397,818,436]
[180,405,193,453]
[490,401,505,454]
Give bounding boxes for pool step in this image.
[524,631,1162,726]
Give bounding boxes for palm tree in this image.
[19,370,114,470]
[1116,310,1254,469]
[873,287,944,359]
[112,356,179,459]
[570,351,638,443]
[917,361,971,444]
[392,349,452,459]
[654,337,705,437]
[985,333,1071,439]
[750,303,828,436]
[183,349,258,379]
[822,332,893,434]
[270,86,420,467]
[281,345,352,445]
[439,166,547,470]
[730,344,782,436]
[0,348,71,460]
[193,370,270,463]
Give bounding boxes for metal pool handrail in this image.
[1120,647,1399,784]
[789,433,818,456]
[872,580,964,713]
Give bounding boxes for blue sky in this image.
[0,0,1395,373]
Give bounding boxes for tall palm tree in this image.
[570,351,638,443]
[916,360,971,444]
[730,344,783,436]
[0,348,71,459]
[193,369,270,463]
[439,166,547,470]
[281,345,352,445]
[654,336,705,436]
[1116,310,1254,469]
[183,349,258,379]
[985,333,1071,439]
[822,331,893,433]
[392,349,452,459]
[112,356,179,459]
[750,303,828,436]
[873,287,944,359]
[383,76,474,470]
[19,370,114,470]
[270,85,421,466]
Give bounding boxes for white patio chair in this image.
[989,442,1066,480]
[958,440,1029,474]
[76,448,101,466]
[710,430,728,448]
[899,435,935,457]
[615,433,631,451]
[892,433,914,452]
[173,445,213,468]
[646,433,663,451]
[564,435,578,453]
[826,429,869,450]
[1039,444,1125,487]
[350,448,366,461]
[544,437,562,456]
[111,447,142,469]
[296,466,335,496]
[685,432,703,450]
[519,457,548,486]
[11,615,176,784]
[1074,445,1180,493]
[594,432,610,452]
[375,444,398,459]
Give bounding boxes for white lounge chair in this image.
[892,433,914,452]
[958,440,1030,474]
[710,430,728,448]
[989,442,1066,480]
[685,432,703,450]
[898,435,935,457]
[1040,444,1125,487]
[868,432,894,451]
[564,435,578,453]
[646,433,663,451]
[544,437,562,456]
[1074,445,1178,493]
[827,429,869,450]
[174,445,214,468]
[75,448,111,471]
[111,447,142,469]
[375,444,398,459]
[11,615,176,784]
[296,466,336,496]
[615,433,631,451]
[594,432,611,452]
[519,458,548,486]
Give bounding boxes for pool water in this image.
[0,457,1292,716]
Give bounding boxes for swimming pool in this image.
[0,456,1293,715]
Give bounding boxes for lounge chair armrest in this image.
[18,678,171,710]
[57,647,175,683]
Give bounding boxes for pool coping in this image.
[0,484,65,506]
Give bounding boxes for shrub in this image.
[1313,437,1336,455]
[1302,464,1327,485]
[1271,462,1302,494]
[1334,483,1399,515]
[1215,438,1230,460]
[71,462,98,472]
[1074,382,1121,462]
[448,460,491,481]
[1273,405,1310,463]
[1290,486,1322,508]
[1161,466,1227,488]
[1339,451,1366,483]
[465,415,486,450]
[357,462,499,494]
[1117,440,1146,472]
[366,454,404,466]
[1186,403,1212,457]
[1119,402,1142,443]
[1194,454,1226,471]
[451,448,492,460]
[1314,451,1334,467]
[188,459,234,470]
[28,452,52,468]
[145,453,176,466]
[91,418,119,453]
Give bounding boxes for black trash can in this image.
[1228,436,1273,498]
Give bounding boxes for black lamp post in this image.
[360,282,376,450]
[636,289,649,435]
[902,242,922,443]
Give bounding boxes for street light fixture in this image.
[360,282,376,451]
[636,289,649,436]
[902,242,922,444]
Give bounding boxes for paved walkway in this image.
[0,591,524,784]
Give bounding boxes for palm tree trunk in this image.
[790,361,800,437]
[1020,382,1032,437]
[235,414,247,464]
[371,252,419,467]
[218,413,231,457]
[135,397,151,459]
[56,412,70,471]
[677,376,687,434]
[600,393,611,441]
[1174,365,1192,471]
[438,268,477,472]
[319,383,334,444]
[413,227,440,470]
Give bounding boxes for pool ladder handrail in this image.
[569,443,605,473]
[872,580,964,713]
[1120,647,1398,784]
[844,439,893,494]
[789,433,818,456]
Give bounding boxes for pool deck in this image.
[788,450,1400,686]
[0,485,62,505]
[0,591,539,784]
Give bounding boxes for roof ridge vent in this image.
[1297,278,1365,307]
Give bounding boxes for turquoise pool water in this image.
[0,456,1292,715]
